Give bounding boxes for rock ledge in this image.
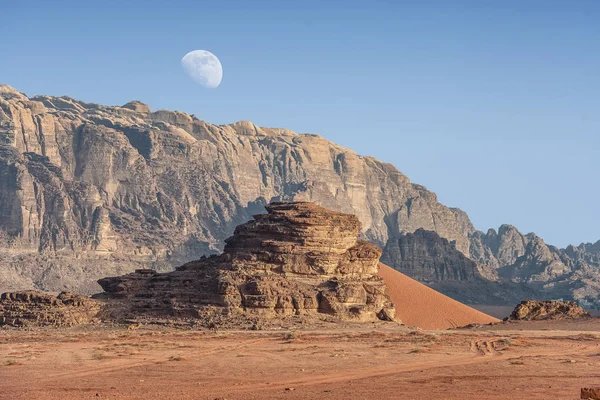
[0,291,99,327]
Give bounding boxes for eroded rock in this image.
[97,202,396,326]
[121,101,151,114]
[581,387,600,400]
[0,85,474,296]
[0,291,99,327]
[508,300,590,321]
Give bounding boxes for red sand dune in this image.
[377,263,499,329]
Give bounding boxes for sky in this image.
[2,0,599,247]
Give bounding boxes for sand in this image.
[2,324,599,400]
[377,263,499,329]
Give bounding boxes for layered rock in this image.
[471,227,600,307]
[0,84,598,307]
[0,84,473,294]
[97,202,395,325]
[508,300,590,321]
[382,228,487,283]
[0,291,99,327]
[382,229,538,305]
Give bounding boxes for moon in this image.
[181,50,223,88]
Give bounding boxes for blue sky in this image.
[2,0,599,247]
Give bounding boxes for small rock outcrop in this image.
[508,300,590,321]
[581,387,600,400]
[121,100,151,113]
[0,291,99,327]
[98,202,396,327]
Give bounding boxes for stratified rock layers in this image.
[508,300,590,321]
[97,202,395,324]
[0,291,99,327]
[0,84,598,307]
[0,84,474,295]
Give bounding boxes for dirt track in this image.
[1,322,600,400]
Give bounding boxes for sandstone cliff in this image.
[0,84,472,294]
[0,84,598,307]
[382,228,486,282]
[381,228,538,305]
[470,227,600,307]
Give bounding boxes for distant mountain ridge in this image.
[0,84,598,307]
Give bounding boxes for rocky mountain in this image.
[0,84,598,307]
[471,227,600,307]
[382,228,486,282]
[381,228,538,305]
[0,84,472,293]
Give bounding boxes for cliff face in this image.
[381,228,538,305]
[381,228,485,282]
[470,227,600,307]
[0,84,598,307]
[0,85,471,293]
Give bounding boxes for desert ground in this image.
[2,320,600,400]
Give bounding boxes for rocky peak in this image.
[579,240,600,255]
[495,224,529,265]
[0,84,25,98]
[500,236,571,283]
[381,228,484,283]
[121,100,151,114]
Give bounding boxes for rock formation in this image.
[0,84,598,307]
[0,84,473,295]
[508,300,590,321]
[471,227,600,307]
[382,229,541,305]
[0,291,99,327]
[97,202,395,326]
[581,387,600,400]
[382,228,489,282]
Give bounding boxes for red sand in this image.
[377,263,499,329]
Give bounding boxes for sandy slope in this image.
[377,263,499,329]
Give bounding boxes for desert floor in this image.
[1,321,600,400]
